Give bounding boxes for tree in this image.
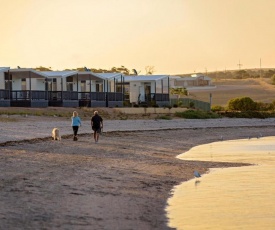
[234,70,250,79]
[35,66,52,71]
[110,66,130,75]
[145,66,155,75]
[264,70,275,78]
[132,69,141,75]
[170,87,188,105]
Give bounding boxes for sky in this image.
[0,0,275,74]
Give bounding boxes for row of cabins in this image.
[0,67,212,108]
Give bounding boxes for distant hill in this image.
[178,68,275,80]
[186,77,275,107]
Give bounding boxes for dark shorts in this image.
[92,127,101,133]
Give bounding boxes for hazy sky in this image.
[1,0,275,74]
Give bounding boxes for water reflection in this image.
[166,137,275,230]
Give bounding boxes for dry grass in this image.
[188,78,275,106]
[0,107,163,120]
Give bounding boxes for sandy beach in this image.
[1,116,275,229]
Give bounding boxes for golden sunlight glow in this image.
[1,0,275,74]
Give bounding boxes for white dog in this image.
[52,128,61,141]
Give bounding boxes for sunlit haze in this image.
[1,0,275,74]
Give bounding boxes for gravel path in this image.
[1,116,275,143]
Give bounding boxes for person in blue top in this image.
[71,111,81,141]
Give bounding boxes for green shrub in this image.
[219,111,274,119]
[256,102,274,111]
[227,97,257,111]
[163,104,172,109]
[211,105,225,112]
[175,110,221,119]
[123,101,131,107]
[149,101,158,107]
[156,115,172,120]
[189,101,195,108]
[178,101,183,107]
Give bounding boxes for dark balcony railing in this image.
[91,92,106,101]
[79,92,123,101]
[62,91,78,100]
[79,92,91,100]
[8,90,47,100]
[48,91,62,100]
[0,90,9,99]
[31,91,47,100]
[11,90,30,100]
[145,93,169,102]
[2,90,128,102]
[155,93,169,101]
[48,91,78,100]
[107,92,123,101]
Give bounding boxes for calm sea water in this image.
[166,136,275,230]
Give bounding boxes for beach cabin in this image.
[0,69,124,108]
[40,71,79,107]
[77,72,124,107]
[1,68,48,107]
[173,73,213,89]
[122,75,170,106]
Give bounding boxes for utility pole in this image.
[260,58,262,78]
[237,60,242,70]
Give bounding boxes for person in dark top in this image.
[91,111,103,143]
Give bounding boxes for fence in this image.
[171,98,211,111]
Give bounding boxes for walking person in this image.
[91,111,103,143]
[71,111,81,141]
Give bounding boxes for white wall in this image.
[12,78,21,90]
[103,80,111,92]
[29,76,46,91]
[0,72,5,90]
[35,79,46,90]
[162,78,169,94]
[91,81,97,92]
[129,82,142,103]
[73,78,78,91]
[139,83,145,101]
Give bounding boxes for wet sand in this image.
[1,118,275,229]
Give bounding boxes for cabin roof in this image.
[40,71,78,78]
[0,67,10,72]
[124,75,169,82]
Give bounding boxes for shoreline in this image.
[0,118,275,229]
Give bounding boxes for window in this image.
[66,77,73,91]
[21,78,26,90]
[96,83,103,92]
[48,78,57,91]
[81,80,86,92]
